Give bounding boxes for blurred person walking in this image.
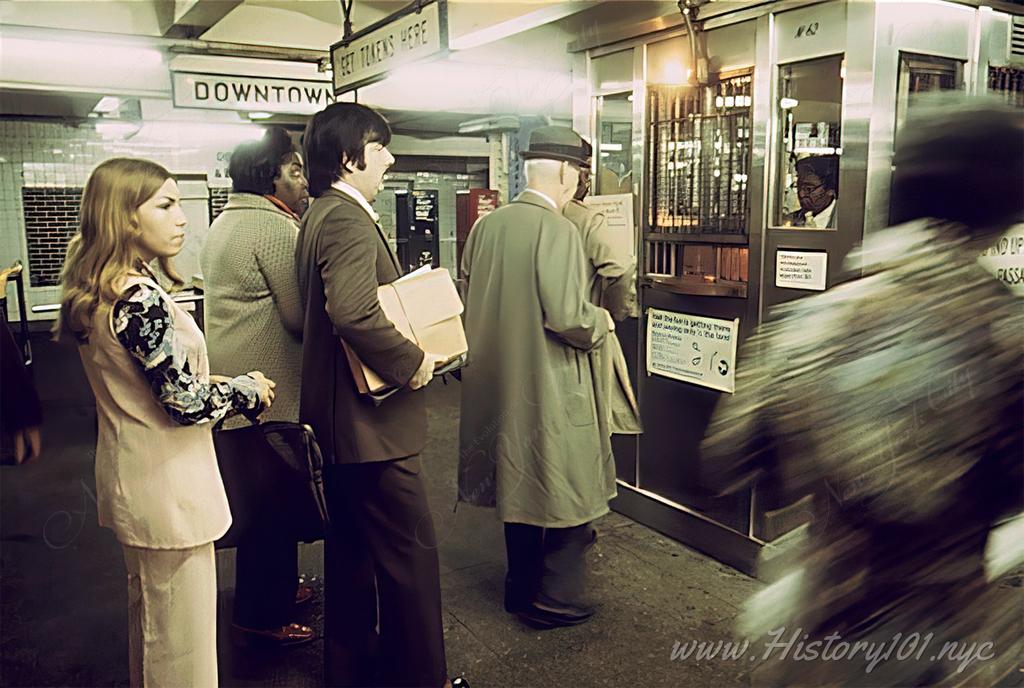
[201,127,315,646]
[458,127,615,629]
[701,97,1024,686]
[297,103,457,688]
[56,158,274,687]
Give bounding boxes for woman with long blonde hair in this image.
[57,157,275,687]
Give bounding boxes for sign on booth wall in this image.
[775,249,828,291]
[172,72,336,114]
[582,193,636,257]
[331,0,448,94]
[979,224,1024,296]
[646,309,739,394]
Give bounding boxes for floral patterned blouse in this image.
[113,282,261,425]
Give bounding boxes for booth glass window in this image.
[591,49,633,93]
[896,53,964,138]
[591,49,635,195]
[595,92,634,195]
[773,55,843,230]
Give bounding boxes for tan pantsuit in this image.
[123,544,218,688]
[79,273,238,688]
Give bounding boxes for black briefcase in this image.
[212,418,329,549]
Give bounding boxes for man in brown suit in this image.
[296,102,452,688]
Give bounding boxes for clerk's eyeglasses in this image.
[796,175,825,193]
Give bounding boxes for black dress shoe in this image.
[503,573,531,614]
[516,600,595,629]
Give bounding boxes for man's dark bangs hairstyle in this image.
[229,127,296,195]
[890,94,1024,232]
[303,103,392,197]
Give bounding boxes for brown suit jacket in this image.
[296,188,426,464]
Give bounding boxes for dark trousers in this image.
[504,521,593,608]
[323,456,447,688]
[232,513,299,630]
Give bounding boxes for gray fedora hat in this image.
[519,126,589,167]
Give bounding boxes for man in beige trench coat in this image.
[562,139,642,438]
[458,126,615,629]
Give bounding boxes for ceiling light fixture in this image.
[93,96,121,114]
[95,121,140,139]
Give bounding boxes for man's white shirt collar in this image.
[521,188,558,210]
[807,199,837,229]
[331,180,380,222]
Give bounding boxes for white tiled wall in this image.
[0,119,230,320]
[0,118,492,319]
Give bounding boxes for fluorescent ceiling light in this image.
[248,112,273,120]
[599,143,623,152]
[134,122,264,146]
[95,121,140,139]
[93,97,121,114]
[458,115,520,134]
[4,39,163,68]
[365,61,571,115]
[780,98,799,109]
[654,64,691,86]
[794,146,843,156]
[599,81,632,91]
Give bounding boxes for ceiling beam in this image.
[449,1,600,51]
[161,0,246,39]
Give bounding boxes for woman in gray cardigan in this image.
[200,127,313,646]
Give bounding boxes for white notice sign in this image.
[646,309,739,393]
[776,250,827,291]
[582,193,636,257]
[171,73,335,114]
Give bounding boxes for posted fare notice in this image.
[646,309,739,394]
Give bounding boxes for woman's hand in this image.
[246,371,276,411]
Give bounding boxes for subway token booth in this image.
[573,0,1024,575]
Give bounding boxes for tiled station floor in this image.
[1,335,761,687]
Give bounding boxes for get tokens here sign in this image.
[646,309,739,393]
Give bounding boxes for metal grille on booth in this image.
[644,71,752,296]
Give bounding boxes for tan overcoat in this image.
[458,191,614,528]
[562,200,642,435]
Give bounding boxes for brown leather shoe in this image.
[232,622,317,647]
[295,584,316,606]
